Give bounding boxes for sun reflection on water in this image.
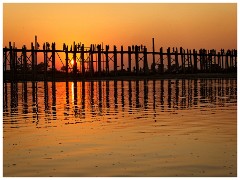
[3,78,237,177]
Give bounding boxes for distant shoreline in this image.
[4,73,237,82]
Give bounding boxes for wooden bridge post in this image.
[152,38,156,74]
[81,44,85,76]
[209,50,213,72]
[180,47,185,73]
[189,49,193,73]
[135,45,139,75]
[73,43,77,78]
[225,50,229,71]
[121,46,124,72]
[183,49,187,73]
[3,47,7,77]
[9,42,13,80]
[97,44,101,76]
[31,43,35,81]
[105,45,109,75]
[213,50,216,65]
[167,47,171,72]
[221,49,224,70]
[91,44,94,75]
[230,50,233,68]
[22,45,27,80]
[15,47,18,77]
[89,45,92,76]
[128,46,132,73]
[193,49,198,72]
[202,50,205,72]
[114,45,117,76]
[175,48,179,72]
[33,42,38,79]
[9,45,13,80]
[43,43,48,81]
[14,47,18,78]
[143,46,148,75]
[199,49,203,72]
[206,50,209,72]
[203,49,207,72]
[160,47,164,73]
[234,49,237,68]
[186,49,190,71]
[65,45,69,79]
[52,42,56,80]
[217,52,221,71]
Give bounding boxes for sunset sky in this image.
[3,2,237,69]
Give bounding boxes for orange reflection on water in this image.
[3,79,237,177]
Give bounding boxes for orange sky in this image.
[3,3,237,69]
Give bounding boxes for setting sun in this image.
[71,59,74,66]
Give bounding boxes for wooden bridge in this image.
[3,37,237,81]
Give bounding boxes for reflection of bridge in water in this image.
[3,79,237,125]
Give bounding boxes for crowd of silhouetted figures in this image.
[3,79,237,124]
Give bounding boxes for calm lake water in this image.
[3,78,237,177]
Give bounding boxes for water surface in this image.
[3,79,237,177]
